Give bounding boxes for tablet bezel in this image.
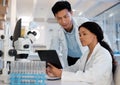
[36,50,62,69]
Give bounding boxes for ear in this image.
[70,11,73,16]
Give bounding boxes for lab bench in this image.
[0,79,91,85]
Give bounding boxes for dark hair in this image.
[78,21,117,74]
[51,1,72,16]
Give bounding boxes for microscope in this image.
[0,19,39,83]
[11,18,39,60]
[14,30,37,60]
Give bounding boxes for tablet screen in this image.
[36,50,62,69]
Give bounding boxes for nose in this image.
[61,18,66,24]
[79,36,83,40]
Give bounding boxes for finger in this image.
[47,63,54,68]
[46,68,55,77]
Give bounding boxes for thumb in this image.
[47,63,54,68]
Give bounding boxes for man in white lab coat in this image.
[50,1,88,68]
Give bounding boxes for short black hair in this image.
[52,1,72,16]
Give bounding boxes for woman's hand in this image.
[46,63,62,78]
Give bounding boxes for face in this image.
[79,27,97,47]
[55,9,73,31]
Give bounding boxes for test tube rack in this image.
[10,73,46,85]
[9,60,46,85]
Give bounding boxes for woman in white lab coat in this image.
[46,21,116,85]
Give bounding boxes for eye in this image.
[64,15,69,19]
[57,17,61,21]
[64,15,67,18]
[83,33,87,35]
[79,32,81,36]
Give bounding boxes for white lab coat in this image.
[50,17,89,68]
[61,43,113,85]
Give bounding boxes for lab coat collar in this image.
[86,43,101,64]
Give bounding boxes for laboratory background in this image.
[0,0,118,60]
[0,0,120,85]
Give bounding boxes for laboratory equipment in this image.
[0,18,39,83]
[9,60,46,85]
[12,18,38,60]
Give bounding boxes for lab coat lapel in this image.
[85,43,100,66]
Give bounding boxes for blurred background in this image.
[0,0,120,58]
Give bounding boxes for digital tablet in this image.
[36,50,62,69]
